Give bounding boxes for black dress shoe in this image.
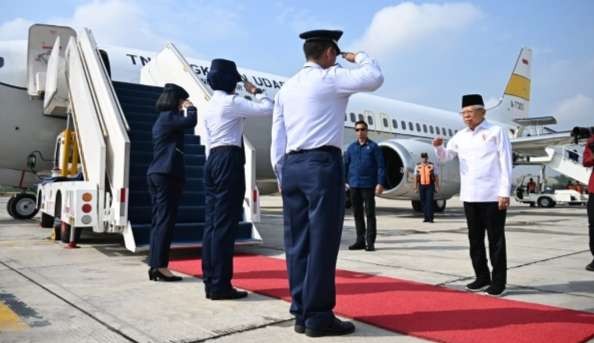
[365,245,375,251]
[305,318,355,337]
[485,285,506,296]
[295,317,305,333]
[465,279,490,291]
[348,242,366,250]
[148,268,182,282]
[586,259,594,271]
[209,288,248,300]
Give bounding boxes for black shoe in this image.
[423,219,428,222]
[465,279,490,291]
[348,242,366,250]
[305,318,355,337]
[429,219,434,223]
[365,245,375,251]
[586,260,594,271]
[209,288,248,300]
[294,317,305,334]
[148,268,182,282]
[485,285,506,296]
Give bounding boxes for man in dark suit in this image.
[344,120,385,251]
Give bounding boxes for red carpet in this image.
[169,254,594,343]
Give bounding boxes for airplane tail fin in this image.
[488,47,532,124]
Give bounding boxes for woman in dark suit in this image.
[146,83,197,281]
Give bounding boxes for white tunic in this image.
[270,52,384,175]
[434,120,513,202]
[201,90,273,156]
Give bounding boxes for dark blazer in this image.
[344,139,385,188]
[146,106,197,181]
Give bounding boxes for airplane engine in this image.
[377,139,460,203]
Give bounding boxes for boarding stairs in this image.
[544,146,592,185]
[28,24,261,251]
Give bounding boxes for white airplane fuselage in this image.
[0,40,518,202]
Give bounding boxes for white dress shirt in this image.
[434,120,513,202]
[270,52,384,175]
[201,90,273,157]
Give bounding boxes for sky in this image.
[1,0,593,130]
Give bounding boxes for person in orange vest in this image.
[415,152,440,222]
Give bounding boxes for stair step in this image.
[130,151,205,165]
[129,222,254,248]
[129,205,205,223]
[130,164,204,178]
[130,176,205,192]
[129,190,205,207]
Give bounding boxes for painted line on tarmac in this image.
[0,260,140,343]
[0,301,28,332]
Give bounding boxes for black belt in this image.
[288,145,341,155]
[210,145,242,153]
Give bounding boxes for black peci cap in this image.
[421,152,428,158]
[461,94,484,108]
[299,29,343,54]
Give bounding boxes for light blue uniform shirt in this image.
[270,52,384,178]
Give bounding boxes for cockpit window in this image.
[0,56,4,68]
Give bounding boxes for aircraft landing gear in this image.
[6,193,38,220]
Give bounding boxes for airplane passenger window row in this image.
[345,112,458,137]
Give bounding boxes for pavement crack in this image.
[181,318,294,342]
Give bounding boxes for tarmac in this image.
[0,195,593,342]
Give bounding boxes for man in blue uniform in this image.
[271,29,383,337]
[344,120,385,251]
[201,59,273,300]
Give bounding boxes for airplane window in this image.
[415,123,421,132]
[392,119,398,129]
[0,56,4,68]
[383,118,388,127]
[436,127,441,135]
[430,126,434,134]
[423,124,428,133]
[442,127,447,136]
[408,122,413,131]
[401,121,406,129]
[358,114,364,122]
[368,116,374,125]
[350,113,356,122]
[448,129,453,136]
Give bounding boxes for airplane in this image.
[0,24,575,219]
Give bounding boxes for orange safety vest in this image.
[416,163,435,186]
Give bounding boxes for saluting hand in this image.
[498,196,510,210]
[340,52,357,63]
[182,100,194,109]
[432,137,444,147]
[243,80,260,95]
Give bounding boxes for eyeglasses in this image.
[355,128,367,132]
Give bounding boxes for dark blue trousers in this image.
[419,184,434,221]
[281,147,345,330]
[147,173,183,268]
[202,146,245,294]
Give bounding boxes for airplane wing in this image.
[511,131,573,157]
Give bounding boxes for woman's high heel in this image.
[148,268,182,282]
